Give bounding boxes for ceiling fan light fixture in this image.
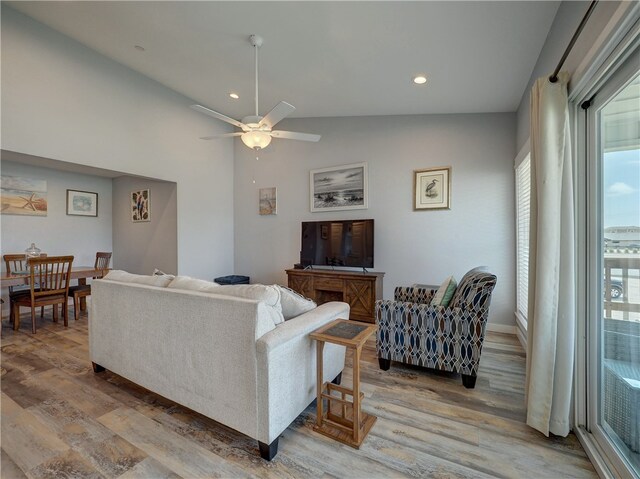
[241,130,272,150]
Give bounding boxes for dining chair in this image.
[12,256,74,333]
[69,252,112,321]
[3,253,50,323]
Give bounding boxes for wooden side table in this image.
[310,319,377,448]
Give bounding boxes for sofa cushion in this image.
[275,285,317,320]
[430,276,457,307]
[166,276,220,292]
[168,277,285,325]
[104,270,173,287]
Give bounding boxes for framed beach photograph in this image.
[131,189,150,222]
[259,187,277,215]
[66,190,98,217]
[310,162,368,213]
[1,176,48,216]
[414,166,451,210]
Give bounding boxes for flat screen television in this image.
[301,219,374,269]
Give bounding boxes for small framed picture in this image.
[66,189,98,217]
[259,187,277,215]
[131,189,150,222]
[414,167,451,210]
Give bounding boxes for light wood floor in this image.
[1,308,597,478]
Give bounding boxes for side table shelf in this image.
[310,319,377,448]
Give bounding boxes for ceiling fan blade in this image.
[199,132,244,140]
[258,101,296,129]
[270,130,321,142]
[190,104,247,130]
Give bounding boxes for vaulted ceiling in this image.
[7,1,560,119]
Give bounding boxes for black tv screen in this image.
[301,219,374,268]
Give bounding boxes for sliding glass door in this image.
[586,48,640,477]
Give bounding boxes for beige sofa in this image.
[89,277,348,460]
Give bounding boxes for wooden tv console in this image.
[285,269,384,323]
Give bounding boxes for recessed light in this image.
[413,75,427,85]
[229,93,239,99]
[134,45,145,51]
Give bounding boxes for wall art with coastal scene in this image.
[0,176,48,216]
[259,187,277,215]
[310,162,368,213]
[67,190,98,217]
[131,189,150,222]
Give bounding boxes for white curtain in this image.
[525,71,575,437]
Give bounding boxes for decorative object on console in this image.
[414,166,451,210]
[67,189,98,217]
[375,268,497,388]
[259,187,277,215]
[131,189,150,222]
[0,176,47,216]
[310,162,368,212]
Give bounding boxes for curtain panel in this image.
[526,72,576,437]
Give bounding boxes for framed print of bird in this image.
[414,167,451,210]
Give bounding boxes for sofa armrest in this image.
[394,286,436,304]
[255,301,349,444]
[257,301,349,355]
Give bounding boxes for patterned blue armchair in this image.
[375,270,497,388]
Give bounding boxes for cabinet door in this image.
[345,279,375,321]
[288,274,315,300]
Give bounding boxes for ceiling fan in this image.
[191,34,321,150]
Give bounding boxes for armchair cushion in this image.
[394,286,436,304]
[449,269,497,311]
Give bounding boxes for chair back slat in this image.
[94,252,112,277]
[28,256,74,299]
[3,253,48,293]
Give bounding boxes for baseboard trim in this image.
[515,326,527,350]
[486,323,516,335]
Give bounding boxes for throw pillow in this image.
[103,270,173,287]
[276,285,317,320]
[430,276,457,307]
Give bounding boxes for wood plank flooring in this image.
[1,307,596,478]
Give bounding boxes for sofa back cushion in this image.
[275,285,317,320]
[449,269,497,312]
[104,270,174,287]
[166,276,220,292]
[168,276,285,325]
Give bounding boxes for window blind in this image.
[516,155,531,322]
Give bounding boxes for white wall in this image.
[1,160,113,266]
[1,7,234,280]
[234,113,516,327]
[112,176,178,275]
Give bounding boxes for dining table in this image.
[1,265,110,313]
